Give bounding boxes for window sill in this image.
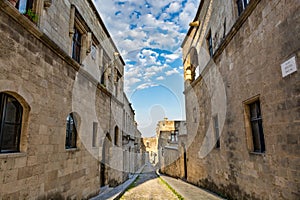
[0,152,27,158]
[66,148,79,152]
[249,151,265,156]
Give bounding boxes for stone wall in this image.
[182,0,300,199]
[0,0,134,198]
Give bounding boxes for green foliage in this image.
[159,177,184,200]
[25,9,38,23]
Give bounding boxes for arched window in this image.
[66,113,77,149]
[0,93,23,153]
[114,126,119,146]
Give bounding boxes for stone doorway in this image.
[101,133,112,187]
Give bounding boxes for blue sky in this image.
[93,0,200,137]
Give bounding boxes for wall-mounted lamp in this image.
[189,20,200,27]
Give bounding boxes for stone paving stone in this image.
[159,174,225,200]
[120,163,178,200]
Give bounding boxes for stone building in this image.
[0,0,143,199]
[181,0,300,199]
[142,137,158,164]
[122,95,144,176]
[156,118,187,179]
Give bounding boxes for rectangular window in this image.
[92,122,97,147]
[206,31,213,57]
[72,27,82,63]
[249,100,265,153]
[170,131,178,142]
[244,97,266,154]
[16,0,33,14]
[213,115,220,148]
[237,0,250,15]
[91,44,97,60]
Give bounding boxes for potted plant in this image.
[24,9,38,23]
[8,0,19,7]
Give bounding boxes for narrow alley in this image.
[0,0,299,199]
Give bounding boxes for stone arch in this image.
[184,47,199,82]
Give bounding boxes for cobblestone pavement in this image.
[159,175,225,200]
[120,163,178,200]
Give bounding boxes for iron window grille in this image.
[249,100,265,153]
[207,31,213,57]
[0,93,23,153]
[72,27,82,63]
[213,115,220,148]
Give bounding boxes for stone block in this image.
[14,156,27,168]
[18,166,33,180]
[3,169,18,184]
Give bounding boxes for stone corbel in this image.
[69,5,75,35]
[86,32,92,54]
[44,0,52,9]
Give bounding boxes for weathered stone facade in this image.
[181,0,300,199]
[122,95,144,176]
[156,118,187,179]
[0,0,143,199]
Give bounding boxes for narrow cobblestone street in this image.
[120,163,178,200]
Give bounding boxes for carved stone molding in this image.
[44,0,52,9]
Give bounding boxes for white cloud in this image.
[136,83,158,90]
[165,68,179,76]
[156,76,165,80]
[166,2,181,13]
[144,65,167,79]
[127,77,141,85]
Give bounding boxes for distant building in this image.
[156,118,187,179]
[0,0,143,199]
[142,137,158,164]
[181,0,299,199]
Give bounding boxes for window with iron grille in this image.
[0,93,23,153]
[114,126,119,146]
[213,115,220,149]
[92,122,98,147]
[249,100,265,153]
[72,27,82,63]
[237,0,250,15]
[207,31,213,57]
[66,113,77,149]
